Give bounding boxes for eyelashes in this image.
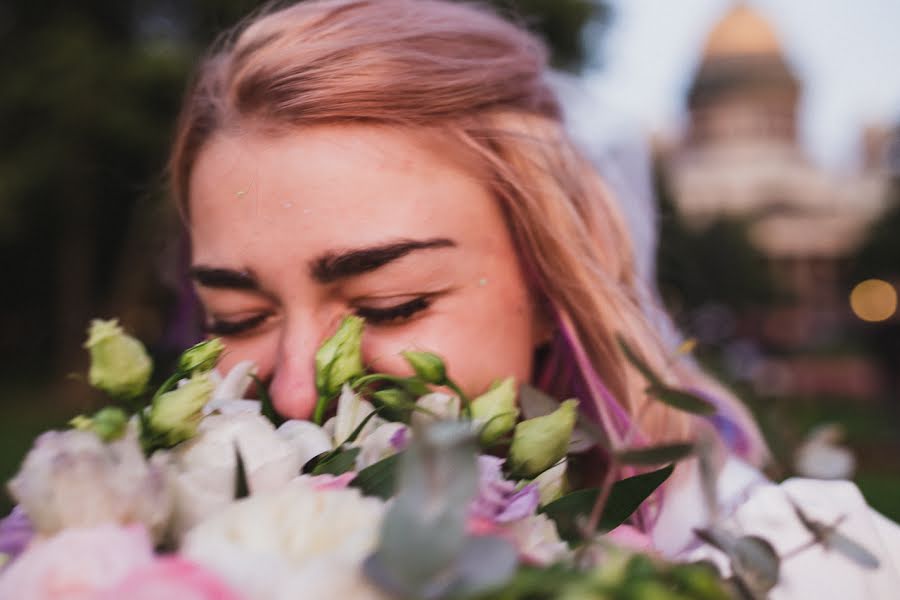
[354,296,431,324]
[204,296,432,336]
[205,313,269,336]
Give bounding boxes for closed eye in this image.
[205,313,269,336]
[353,296,431,324]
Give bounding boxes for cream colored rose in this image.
[7,429,171,543]
[183,480,388,600]
[164,413,302,537]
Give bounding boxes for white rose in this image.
[355,422,407,470]
[277,420,334,468]
[410,392,460,429]
[182,480,388,600]
[165,413,301,537]
[7,428,171,543]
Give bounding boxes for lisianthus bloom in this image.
[507,399,578,478]
[183,480,386,600]
[163,412,303,537]
[83,319,153,399]
[7,428,171,542]
[0,524,154,599]
[0,506,33,565]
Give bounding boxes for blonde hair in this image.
[170,0,766,466]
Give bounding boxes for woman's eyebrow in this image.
[310,238,456,283]
[189,266,260,290]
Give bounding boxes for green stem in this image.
[446,380,471,418]
[151,371,183,405]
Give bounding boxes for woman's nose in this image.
[268,321,322,420]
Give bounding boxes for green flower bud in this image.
[470,377,519,444]
[372,387,413,409]
[178,338,225,373]
[69,406,129,442]
[148,372,214,446]
[508,399,578,478]
[401,350,446,385]
[532,458,567,505]
[315,315,365,398]
[84,319,153,399]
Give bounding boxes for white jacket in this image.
[652,458,900,599]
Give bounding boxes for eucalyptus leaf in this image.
[647,385,716,416]
[826,529,881,569]
[616,443,695,466]
[616,335,662,387]
[366,422,481,599]
[445,535,519,598]
[233,444,250,500]
[351,453,401,499]
[518,384,559,419]
[540,464,674,544]
[790,502,880,569]
[311,446,360,476]
[730,536,780,598]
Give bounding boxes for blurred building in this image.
[661,3,893,395]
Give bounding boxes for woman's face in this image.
[189,125,549,419]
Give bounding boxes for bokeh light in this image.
[850,279,898,322]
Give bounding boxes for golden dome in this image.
[703,4,783,58]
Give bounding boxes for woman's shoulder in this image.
[652,457,900,599]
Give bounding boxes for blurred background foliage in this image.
[1,0,898,522]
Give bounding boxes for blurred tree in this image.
[0,0,610,384]
[850,179,900,283]
[485,0,610,70]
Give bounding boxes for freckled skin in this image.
[189,125,549,419]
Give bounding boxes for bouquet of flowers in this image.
[0,318,878,599]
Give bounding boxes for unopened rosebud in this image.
[178,338,225,374]
[401,350,446,385]
[315,316,365,398]
[372,387,413,410]
[84,319,153,399]
[508,399,578,478]
[533,458,567,505]
[148,372,214,446]
[69,406,129,442]
[470,377,519,444]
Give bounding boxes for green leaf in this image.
[252,374,284,427]
[342,408,383,445]
[351,453,401,499]
[311,447,361,476]
[647,385,716,416]
[616,443,695,466]
[616,335,662,387]
[540,464,674,544]
[234,445,250,499]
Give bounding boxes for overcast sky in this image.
[583,0,900,170]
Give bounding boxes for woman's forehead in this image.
[187,125,507,268]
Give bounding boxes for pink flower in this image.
[0,524,154,599]
[97,556,242,600]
